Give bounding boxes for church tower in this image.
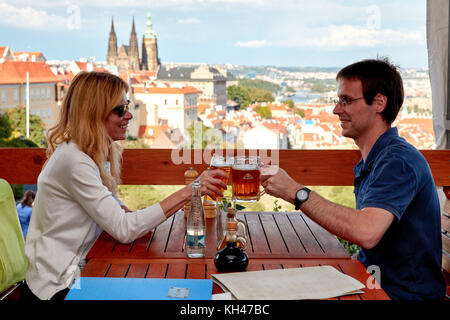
[141,11,160,73]
[128,17,140,71]
[106,17,118,65]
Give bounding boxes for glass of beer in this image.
[206,154,233,203]
[232,156,264,203]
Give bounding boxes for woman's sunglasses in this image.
[112,100,130,118]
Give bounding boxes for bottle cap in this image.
[184,167,199,178]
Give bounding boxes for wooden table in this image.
[81,258,389,300]
[87,211,350,260]
[80,210,389,300]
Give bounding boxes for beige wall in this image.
[134,90,198,134]
[0,82,58,129]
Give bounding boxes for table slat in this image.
[243,213,271,255]
[147,215,174,256]
[300,213,348,257]
[259,214,289,255]
[272,213,308,256]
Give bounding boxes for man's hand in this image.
[260,165,302,203]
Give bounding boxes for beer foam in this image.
[232,164,259,170]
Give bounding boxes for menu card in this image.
[211,266,365,300]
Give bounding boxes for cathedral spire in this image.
[131,16,136,35]
[129,16,139,71]
[110,17,115,34]
[107,16,118,65]
[143,11,157,39]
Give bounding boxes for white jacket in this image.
[25,142,166,299]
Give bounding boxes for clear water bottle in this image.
[186,181,206,258]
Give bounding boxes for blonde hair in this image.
[46,71,129,192]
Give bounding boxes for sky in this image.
[0,0,429,69]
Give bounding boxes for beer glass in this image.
[232,156,264,203]
[206,154,233,203]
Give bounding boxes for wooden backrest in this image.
[1,148,449,186]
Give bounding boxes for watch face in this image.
[297,189,308,201]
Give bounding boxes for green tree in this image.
[0,112,13,139]
[7,106,47,147]
[227,85,251,109]
[294,107,305,118]
[254,105,272,119]
[238,79,280,93]
[282,99,295,109]
[0,110,39,147]
[227,85,273,109]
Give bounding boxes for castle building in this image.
[106,12,160,73]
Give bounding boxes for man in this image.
[261,58,445,300]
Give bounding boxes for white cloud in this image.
[303,25,426,50]
[0,3,68,29]
[177,18,200,24]
[235,40,268,48]
[266,24,426,50]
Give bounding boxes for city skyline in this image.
[1,0,428,68]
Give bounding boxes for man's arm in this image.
[261,166,394,250]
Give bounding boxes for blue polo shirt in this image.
[355,127,445,300]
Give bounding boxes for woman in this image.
[16,190,35,238]
[23,71,227,300]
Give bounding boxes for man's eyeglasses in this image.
[112,100,130,117]
[333,97,364,107]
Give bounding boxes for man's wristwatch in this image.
[294,187,311,210]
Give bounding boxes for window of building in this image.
[47,88,51,100]
[30,88,34,100]
[41,88,45,100]
[36,87,40,100]
[1,91,5,103]
[14,89,18,102]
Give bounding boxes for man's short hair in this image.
[336,57,404,125]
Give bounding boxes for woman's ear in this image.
[372,93,387,113]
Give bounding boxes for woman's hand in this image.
[195,168,228,201]
[160,168,228,219]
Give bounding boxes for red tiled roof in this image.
[138,124,170,138]
[263,122,287,134]
[0,61,60,84]
[75,61,88,70]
